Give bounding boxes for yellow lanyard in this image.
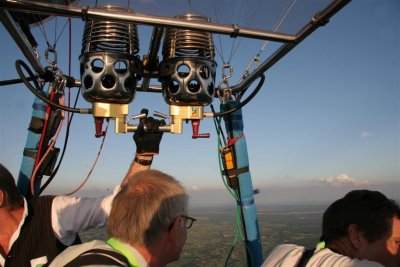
[107,238,141,267]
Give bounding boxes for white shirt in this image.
[0,186,118,267]
[51,187,118,245]
[262,244,384,267]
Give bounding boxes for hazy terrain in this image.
[80,204,325,266]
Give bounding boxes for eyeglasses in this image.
[181,215,197,229]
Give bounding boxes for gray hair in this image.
[107,170,188,247]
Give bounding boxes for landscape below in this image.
[80,204,325,266]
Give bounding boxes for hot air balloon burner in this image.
[79,5,142,136]
[159,13,216,136]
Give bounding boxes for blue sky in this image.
[0,0,398,206]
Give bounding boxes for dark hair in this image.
[321,190,400,244]
[0,163,23,208]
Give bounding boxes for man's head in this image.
[0,163,23,209]
[321,190,400,267]
[107,170,189,263]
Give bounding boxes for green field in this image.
[80,204,325,266]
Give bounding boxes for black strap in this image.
[64,248,129,267]
[296,248,315,267]
[28,117,44,133]
[222,165,249,177]
[23,148,37,159]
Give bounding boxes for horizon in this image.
[45,180,400,209]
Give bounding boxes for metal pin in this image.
[153,111,168,119]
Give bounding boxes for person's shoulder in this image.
[309,248,384,267]
[263,246,385,267]
[29,195,56,203]
[271,244,305,254]
[27,195,56,208]
[262,244,305,267]
[48,240,108,267]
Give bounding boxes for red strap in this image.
[228,132,244,146]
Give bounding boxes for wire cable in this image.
[257,0,298,54]
[15,59,90,114]
[53,18,70,49]
[214,74,265,117]
[214,116,254,267]
[212,0,225,63]
[40,87,81,194]
[64,119,109,196]
[40,19,80,194]
[30,105,64,196]
[0,76,38,87]
[32,90,57,186]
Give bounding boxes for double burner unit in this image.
[79,6,216,137]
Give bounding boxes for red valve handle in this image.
[191,120,210,139]
[94,117,106,138]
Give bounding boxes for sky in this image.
[0,0,399,207]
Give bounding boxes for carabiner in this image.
[222,64,233,81]
[45,47,57,66]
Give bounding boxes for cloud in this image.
[186,184,229,191]
[188,185,201,191]
[311,173,369,187]
[360,131,373,138]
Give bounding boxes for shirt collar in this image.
[124,242,149,267]
[0,198,29,266]
[9,198,28,249]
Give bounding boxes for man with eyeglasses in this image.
[50,169,194,267]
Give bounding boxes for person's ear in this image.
[167,217,181,244]
[348,224,366,249]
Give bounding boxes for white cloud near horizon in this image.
[188,185,200,191]
[311,173,370,187]
[186,184,229,191]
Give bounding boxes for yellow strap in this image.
[316,241,326,250]
[107,238,140,267]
